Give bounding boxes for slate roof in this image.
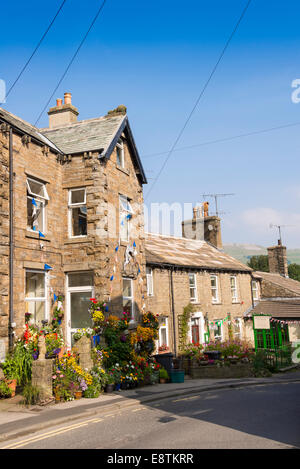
[0,107,61,153]
[254,271,300,297]
[145,232,253,272]
[247,299,300,318]
[41,114,147,183]
[41,114,125,156]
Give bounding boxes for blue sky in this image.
[1,0,300,247]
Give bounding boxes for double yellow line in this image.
[1,417,103,449]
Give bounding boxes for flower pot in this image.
[6,379,17,397]
[58,347,64,359]
[74,391,82,399]
[105,383,115,393]
[115,383,121,391]
[159,378,167,384]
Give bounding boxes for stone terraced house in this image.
[0,93,147,359]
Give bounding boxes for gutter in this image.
[8,126,14,351]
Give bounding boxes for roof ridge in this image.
[40,114,124,133]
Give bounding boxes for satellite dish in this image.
[208,224,213,231]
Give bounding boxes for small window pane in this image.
[26,300,45,326]
[68,272,93,288]
[71,206,87,236]
[27,197,44,232]
[123,279,132,297]
[70,291,93,329]
[71,189,85,205]
[26,272,45,298]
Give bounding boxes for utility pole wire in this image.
[4,0,67,100]
[144,0,252,200]
[34,0,108,126]
[141,121,300,159]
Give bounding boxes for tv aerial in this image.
[201,193,235,217]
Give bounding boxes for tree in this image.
[288,263,300,282]
[247,255,269,272]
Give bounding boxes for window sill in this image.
[212,301,222,305]
[64,237,90,244]
[25,232,51,242]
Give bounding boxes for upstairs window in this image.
[252,280,259,300]
[119,195,133,241]
[230,276,239,303]
[188,273,198,303]
[210,275,219,303]
[68,188,87,238]
[116,138,124,168]
[26,177,49,233]
[146,267,154,296]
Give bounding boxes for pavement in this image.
[0,368,300,444]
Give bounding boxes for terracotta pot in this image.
[74,391,82,399]
[58,347,65,359]
[6,379,17,397]
[159,378,167,384]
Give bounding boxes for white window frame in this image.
[119,195,134,242]
[210,275,220,303]
[212,319,223,341]
[66,272,94,348]
[116,138,125,168]
[158,317,169,348]
[26,177,49,234]
[68,188,87,238]
[25,269,48,325]
[252,280,259,301]
[230,275,239,303]
[233,317,243,339]
[188,311,205,344]
[146,267,154,296]
[122,277,134,322]
[188,272,198,303]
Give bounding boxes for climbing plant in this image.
[178,303,195,351]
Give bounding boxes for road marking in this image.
[2,422,90,449]
[172,395,200,402]
[1,417,105,449]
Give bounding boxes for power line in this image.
[144,0,252,200]
[34,0,108,126]
[141,121,300,159]
[4,0,67,101]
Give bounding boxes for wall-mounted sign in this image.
[254,315,271,330]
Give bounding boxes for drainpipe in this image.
[170,267,177,358]
[8,126,14,351]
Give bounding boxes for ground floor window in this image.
[233,318,242,339]
[122,277,134,321]
[158,316,169,350]
[212,320,222,341]
[25,270,47,326]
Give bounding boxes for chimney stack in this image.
[267,240,288,277]
[47,92,79,128]
[181,202,223,249]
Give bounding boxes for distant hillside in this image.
[223,243,300,266]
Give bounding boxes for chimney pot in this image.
[56,98,62,107]
[64,92,72,105]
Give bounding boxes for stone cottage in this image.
[145,206,259,355]
[0,93,147,358]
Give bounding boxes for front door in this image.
[66,272,94,348]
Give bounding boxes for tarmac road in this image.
[1,381,299,450]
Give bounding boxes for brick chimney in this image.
[181,203,223,249]
[267,240,288,277]
[47,92,79,128]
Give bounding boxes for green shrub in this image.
[21,384,41,406]
[159,367,169,380]
[0,381,12,399]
